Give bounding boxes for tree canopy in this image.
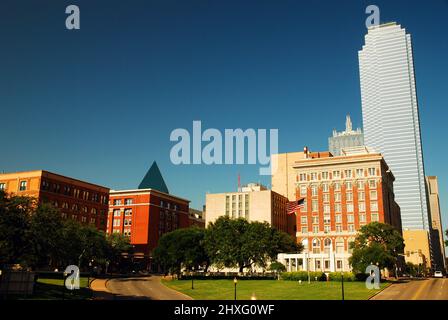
[349,222,404,274]
[204,216,301,272]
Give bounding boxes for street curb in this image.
[368,282,392,300]
[159,277,195,300]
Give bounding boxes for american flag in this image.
[286,198,305,215]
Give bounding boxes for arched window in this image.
[312,238,321,254]
[324,238,332,254]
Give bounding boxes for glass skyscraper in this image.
[358,22,428,230]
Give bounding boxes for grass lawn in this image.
[162,279,389,300]
[12,277,91,300]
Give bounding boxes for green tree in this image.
[268,261,286,273]
[29,203,66,268]
[349,222,404,275]
[0,191,34,268]
[205,216,301,272]
[153,227,209,275]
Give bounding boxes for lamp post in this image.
[233,277,238,300]
[191,271,194,290]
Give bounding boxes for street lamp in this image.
[233,277,238,300]
[191,271,194,290]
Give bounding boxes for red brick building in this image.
[0,170,109,230]
[106,161,201,270]
[277,147,402,272]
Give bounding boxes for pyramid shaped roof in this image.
[138,161,169,194]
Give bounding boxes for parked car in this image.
[433,271,443,278]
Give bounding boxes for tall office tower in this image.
[359,22,429,231]
[328,115,364,156]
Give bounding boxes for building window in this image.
[124,219,132,226]
[369,180,376,188]
[356,169,364,178]
[125,198,133,205]
[113,199,122,206]
[344,170,352,179]
[312,216,319,224]
[322,172,329,180]
[346,203,354,212]
[19,181,27,191]
[311,185,318,196]
[301,216,308,224]
[113,209,121,217]
[370,190,378,200]
[81,216,87,223]
[323,194,330,203]
[0,183,5,191]
[337,260,343,269]
[335,214,342,223]
[335,203,342,213]
[312,239,321,254]
[371,213,379,222]
[359,214,366,223]
[323,204,330,214]
[322,183,329,193]
[113,219,120,227]
[300,185,306,196]
[324,225,330,233]
[348,224,355,232]
[336,238,344,253]
[370,201,378,212]
[312,225,319,233]
[299,173,307,182]
[346,181,352,190]
[312,200,318,212]
[301,227,308,234]
[358,202,366,212]
[333,171,340,179]
[358,191,365,201]
[310,173,317,181]
[368,168,376,176]
[336,225,342,233]
[324,215,331,224]
[334,182,341,191]
[91,208,97,215]
[334,192,341,202]
[347,214,354,223]
[346,192,353,201]
[124,208,132,216]
[90,218,95,224]
[357,181,364,189]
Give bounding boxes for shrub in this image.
[327,272,356,282]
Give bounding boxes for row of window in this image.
[301,199,379,213]
[298,168,377,182]
[112,208,133,216]
[55,201,104,215]
[60,212,98,224]
[112,198,134,206]
[41,180,107,204]
[299,214,379,234]
[300,212,378,224]
[299,180,378,196]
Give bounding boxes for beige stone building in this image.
[426,176,446,272]
[205,183,295,237]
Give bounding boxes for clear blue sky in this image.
[1,1,447,235]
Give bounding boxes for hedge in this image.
[281,271,358,282]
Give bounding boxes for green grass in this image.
[162,279,389,300]
[11,277,91,300]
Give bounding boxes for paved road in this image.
[371,278,448,300]
[105,276,193,300]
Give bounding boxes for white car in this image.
[434,271,443,278]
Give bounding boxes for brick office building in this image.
[0,170,109,230]
[106,162,198,271]
[276,146,402,272]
